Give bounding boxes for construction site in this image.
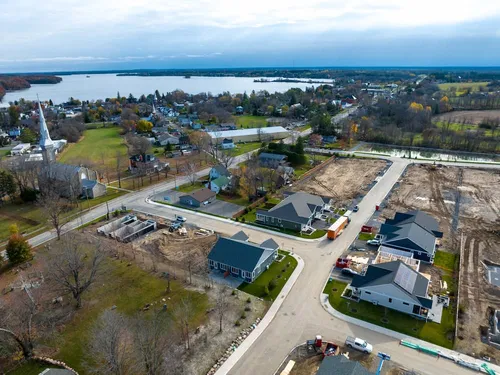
[381,164,500,360]
[291,158,388,204]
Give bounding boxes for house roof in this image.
[212,176,230,187]
[258,192,329,225]
[181,188,216,203]
[350,260,432,309]
[231,231,249,241]
[208,236,276,272]
[379,222,437,256]
[211,164,231,177]
[260,238,279,250]
[259,152,287,161]
[41,163,82,181]
[386,210,443,238]
[222,138,234,143]
[82,179,98,189]
[316,355,375,375]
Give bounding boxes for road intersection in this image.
[26,153,500,375]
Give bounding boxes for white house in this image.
[11,143,31,156]
[206,176,230,194]
[221,138,235,149]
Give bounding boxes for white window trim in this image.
[231,267,239,274]
[278,218,282,223]
[220,264,227,271]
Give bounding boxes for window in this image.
[388,298,392,303]
[403,302,409,306]
[417,252,422,255]
[231,267,239,274]
[278,218,282,223]
[220,264,227,271]
[271,217,274,223]
[365,291,371,295]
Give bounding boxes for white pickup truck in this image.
[345,336,373,354]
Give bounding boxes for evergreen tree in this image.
[294,136,305,155]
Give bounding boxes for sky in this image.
[1,0,500,72]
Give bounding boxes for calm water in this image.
[360,144,499,163]
[0,74,330,106]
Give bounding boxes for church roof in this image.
[38,101,54,150]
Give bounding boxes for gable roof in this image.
[41,163,82,181]
[380,222,436,255]
[258,192,328,224]
[260,238,279,250]
[351,260,431,308]
[211,164,231,177]
[386,210,443,238]
[181,188,216,203]
[208,236,276,272]
[259,152,287,161]
[316,355,375,375]
[231,231,249,241]
[212,176,230,187]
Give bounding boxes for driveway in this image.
[151,190,244,218]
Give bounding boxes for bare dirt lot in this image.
[433,110,500,125]
[382,164,500,360]
[291,158,387,204]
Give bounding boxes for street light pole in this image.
[376,352,391,375]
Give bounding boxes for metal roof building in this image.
[207,126,289,143]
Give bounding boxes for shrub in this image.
[286,262,290,268]
[263,286,270,296]
[231,290,237,296]
[113,209,120,217]
[281,268,286,273]
[235,320,241,326]
[6,225,33,265]
[244,207,250,213]
[268,278,278,291]
[240,312,246,319]
[241,218,246,223]
[244,306,251,312]
[246,297,251,303]
[20,187,38,202]
[235,217,239,222]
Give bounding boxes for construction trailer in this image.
[97,215,137,236]
[327,216,349,240]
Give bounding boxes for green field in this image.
[11,251,209,375]
[434,250,457,272]
[233,142,262,155]
[233,115,268,129]
[324,280,455,348]
[59,127,128,168]
[358,232,375,241]
[238,250,297,301]
[434,121,495,137]
[438,82,489,93]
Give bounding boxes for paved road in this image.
[25,148,500,374]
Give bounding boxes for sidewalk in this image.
[214,253,305,375]
[320,293,500,374]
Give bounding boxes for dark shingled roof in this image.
[208,236,276,272]
[231,231,249,241]
[351,260,432,309]
[259,152,287,161]
[181,188,216,203]
[260,238,279,250]
[386,210,443,238]
[212,164,231,177]
[316,355,375,375]
[257,192,329,224]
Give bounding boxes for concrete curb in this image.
[320,293,500,374]
[272,342,307,375]
[144,197,323,242]
[213,253,305,375]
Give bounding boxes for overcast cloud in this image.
[1,0,500,72]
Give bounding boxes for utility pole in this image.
[376,352,391,375]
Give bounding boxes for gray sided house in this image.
[256,192,330,232]
[350,260,434,320]
[208,232,279,282]
[179,188,216,207]
[379,210,443,263]
[259,152,287,166]
[209,164,231,180]
[316,355,375,375]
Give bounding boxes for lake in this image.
[0,74,330,107]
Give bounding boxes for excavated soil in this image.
[383,164,500,361]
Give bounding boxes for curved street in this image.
[27,154,500,375]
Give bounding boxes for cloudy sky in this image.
[1,0,500,72]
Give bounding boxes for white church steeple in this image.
[38,100,55,164]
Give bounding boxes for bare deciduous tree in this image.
[173,297,195,350]
[218,150,235,169]
[126,134,151,156]
[185,162,198,185]
[48,235,104,308]
[87,310,132,375]
[0,289,40,359]
[214,286,230,333]
[38,188,70,240]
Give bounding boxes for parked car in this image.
[175,215,187,222]
[353,205,359,212]
[345,336,373,354]
[341,268,358,276]
[367,239,381,246]
[336,258,351,269]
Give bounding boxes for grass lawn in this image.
[297,124,311,132]
[434,250,457,272]
[44,254,208,373]
[438,82,489,93]
[58,127,128,169]
[324,280,455,349]
[109,173,174,191]
[177,181,205,193]
[238,250,297,301]
[233,142,262,156]
[217,193,251,206]
[358,232,375,241]
[294,154,331,178]
[233,115,268,129]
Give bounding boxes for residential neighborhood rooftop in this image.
[260,192,329,225]
[182,188,216,203]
